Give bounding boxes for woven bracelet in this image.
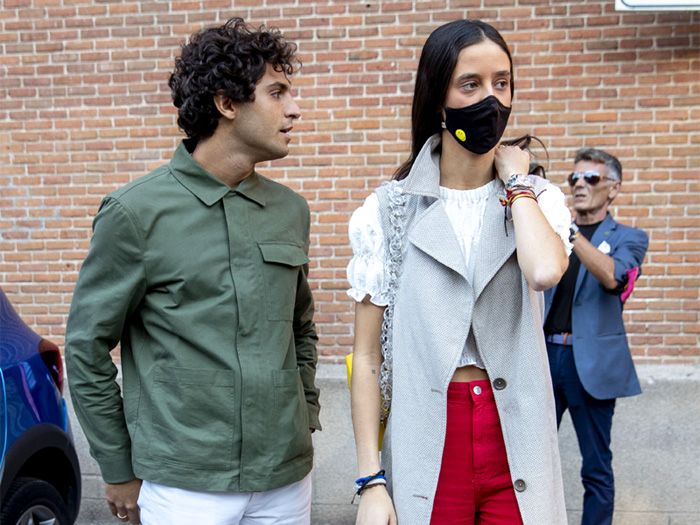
[352,470,386,503]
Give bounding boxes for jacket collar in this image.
[403,134,515,289]
[588,213,617,247]
[169,140,267,207]
[402,135,443,198]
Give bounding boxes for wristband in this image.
[569,223,580,243]
[359,478,387,492]
[499,187,537,208]
[505,173,534,191]
[352,470,386,503]
[509,192,537,206]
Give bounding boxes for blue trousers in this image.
[546,342,616,525]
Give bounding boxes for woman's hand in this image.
[356,485,397,525]
[494,144,531,183]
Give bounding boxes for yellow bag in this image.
[346,352,386,449]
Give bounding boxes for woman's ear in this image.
[213,94,237,121]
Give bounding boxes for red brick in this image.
[1,4,698,364]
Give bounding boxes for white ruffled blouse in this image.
[346,177,572,368]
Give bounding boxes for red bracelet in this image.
[499,187,536,207]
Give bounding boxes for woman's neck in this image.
[438,131,495,190]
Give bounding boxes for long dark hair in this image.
[394,19,514,180]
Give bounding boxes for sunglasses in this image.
[567,171,617,186]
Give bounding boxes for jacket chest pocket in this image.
[258,242,309,321]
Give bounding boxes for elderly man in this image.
[543,148,648,525]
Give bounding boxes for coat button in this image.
[514,479,527,492]
[473,385,482,395]
[493,378,507,390]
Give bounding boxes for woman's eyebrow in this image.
[454,70,510,83]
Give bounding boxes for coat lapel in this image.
[402,135,473,281]
[573,214,617,300]
[408,200,470,280]
[402,134,516,288]
[472,194,517,300]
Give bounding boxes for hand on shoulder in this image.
[494,144,531,183]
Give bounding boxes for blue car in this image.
[0,288,81,524]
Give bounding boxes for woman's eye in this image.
[495,80,509,89]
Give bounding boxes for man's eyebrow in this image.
[266,81,291,91]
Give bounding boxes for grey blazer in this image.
[377,136,566,525]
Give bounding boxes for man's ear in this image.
[213,94,237,121]
[607,180,621,203]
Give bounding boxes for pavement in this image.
[71,363,700,525]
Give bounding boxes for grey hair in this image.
[574,148,622,182]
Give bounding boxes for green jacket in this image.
[66,141,320,492]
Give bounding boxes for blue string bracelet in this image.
[352,470,386,503]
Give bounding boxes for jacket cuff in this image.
[613,259,628,284]
[97,454,136,484]
[307,402,322,431]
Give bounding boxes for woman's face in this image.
[443,39,512,111]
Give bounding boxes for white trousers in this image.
[138,473,312,525]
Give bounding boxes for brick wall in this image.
[1,1,698,364]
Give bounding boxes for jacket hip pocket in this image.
[145,367,236,469]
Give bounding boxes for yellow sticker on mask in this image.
[455,129,466,142]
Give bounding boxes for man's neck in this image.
[192,134,255,188]
[439,131,495,189]
[575,207,608,225]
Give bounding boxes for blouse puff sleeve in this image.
[346,192,390,307]
[345,181,572,305]
[536,179,574,256]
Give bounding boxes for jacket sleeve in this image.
[293,204,321,431]
[611,226,649,292]
[65,197,147,483]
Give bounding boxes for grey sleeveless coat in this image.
[377,136,567,525]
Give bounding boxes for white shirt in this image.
[347,177,572,368]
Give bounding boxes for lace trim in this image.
[378,181,407,421]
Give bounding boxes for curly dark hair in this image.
[168,17,298,141]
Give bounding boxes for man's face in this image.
[570,160,619,216]
[231,63,300,163]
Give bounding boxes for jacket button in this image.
[514,479,527,492]
[493,378,507,390]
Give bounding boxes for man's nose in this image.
[287,98,301,121]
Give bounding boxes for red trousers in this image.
[430,380,523,525]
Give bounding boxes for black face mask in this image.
[442,95,512,154]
